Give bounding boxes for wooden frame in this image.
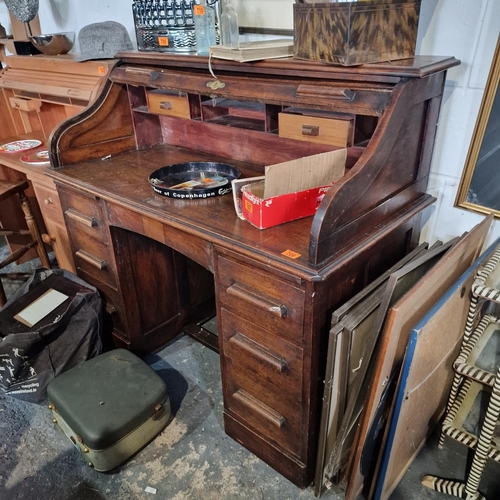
[455,34,500,216]
[314,243,428,496]
[373,232,499,500]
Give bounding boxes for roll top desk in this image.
[47,53,459,488]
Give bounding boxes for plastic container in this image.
[194,0,216,55]
[220,0,239,48]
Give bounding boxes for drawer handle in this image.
[296,85,355,101]
[159,101,173,110]
[75,250,107,270]
[230,332,287,372]
[125,67,160,80]
[65,208,97,228]
[302,124,319,137]
[233,389,286,428]
[227,283,288,319]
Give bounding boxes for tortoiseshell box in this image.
[293,0,421,66]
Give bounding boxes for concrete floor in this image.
[0,247,499,500]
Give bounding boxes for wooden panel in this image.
[345,214,493,500]
[310,72,445,265]
[374,235,500,500]
[0,90,18,138]
[160,114,341,167]
[54,82,136,166]
[278,112,353,147]
[105,200,214,272]
[112,66,393,117]
[224,412,309,488]
[38,104,70,138]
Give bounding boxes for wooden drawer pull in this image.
[227,283,288,318]
[302,124,319,137]
[230,332,287,372]
[233,389,286,428]
[159,101,173,110]
[125,67,160,80]
[296,84,355,101]
[75,250,107,270]
[65,208,97,228]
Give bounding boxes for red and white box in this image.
[241,181,332,229]
[235,149,346,229]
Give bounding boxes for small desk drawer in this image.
[58,188,104,223]
[32,184,64,224]
[59,189,108,242]
[221,308,303,404]
[278,111,353,147]
[71,235,117,287]
[147,90,191,119]
[217,256,305,347]
[224,360,303,458]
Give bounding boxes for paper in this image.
[14,288,69,328]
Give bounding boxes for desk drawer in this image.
[72,235,117,286]
[59,190,109,243]
[221,308,303,405]
[32,184,64,224]
[147,90,191,119]
[217,256,305,347]
[278,111,353,147]
[224,358,303,458]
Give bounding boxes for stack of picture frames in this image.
[314,213,495,499]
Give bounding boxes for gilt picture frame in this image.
[455,34,500,216]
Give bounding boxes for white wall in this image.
[1,0,499,247]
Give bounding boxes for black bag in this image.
[0,268,103,403]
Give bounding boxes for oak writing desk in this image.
[46,53,459,487]
[0,55,114,270]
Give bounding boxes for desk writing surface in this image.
[48,143,323,274]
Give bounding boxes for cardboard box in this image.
[237,149,346,229]
[293,0,421,66]
[241,181,331,229]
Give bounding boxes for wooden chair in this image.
[0,179,51,307]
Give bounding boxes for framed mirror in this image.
[455,34,500,216]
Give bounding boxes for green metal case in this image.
[47,349,170,471]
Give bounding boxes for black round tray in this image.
[149,162,241,199]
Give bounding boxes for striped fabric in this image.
[464,366,500,497]
[421,475,486,499]
[472,246,500,303]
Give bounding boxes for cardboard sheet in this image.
[264,149,346,198]
[14,288,69,328]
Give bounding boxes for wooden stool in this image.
[0,179,51,307]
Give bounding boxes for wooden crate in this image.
[293,0,421,66]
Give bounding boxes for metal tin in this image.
[149,161,241,199]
